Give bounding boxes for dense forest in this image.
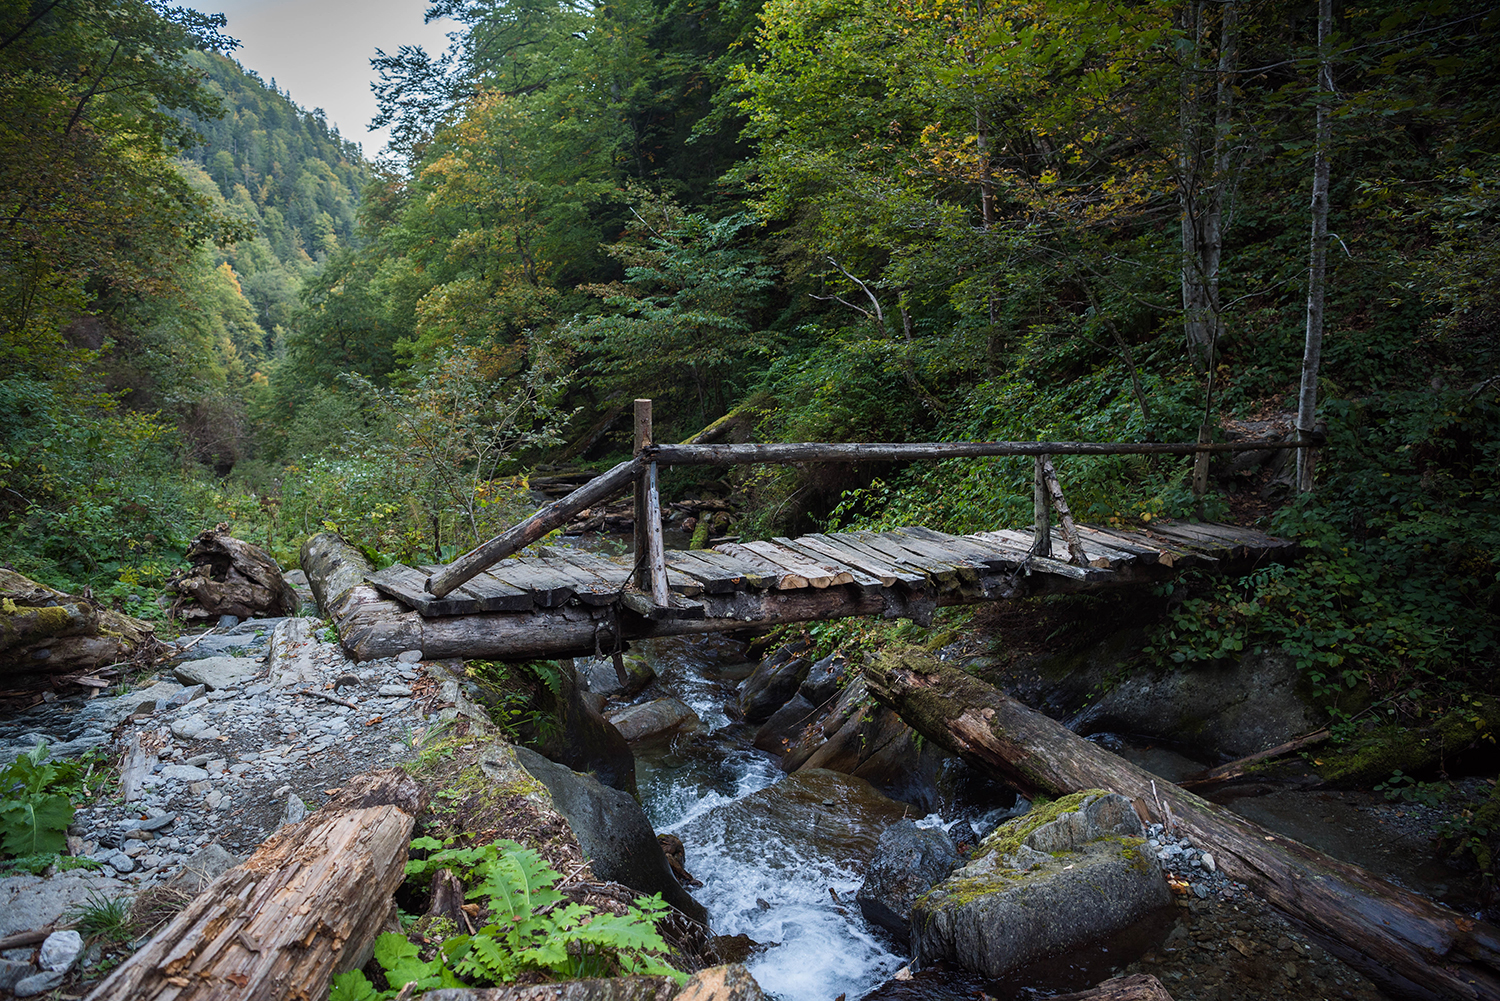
[1,0,1497,848]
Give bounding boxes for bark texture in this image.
[168,528,298,620]
[864,649,1500,1001]
[1,567,159,680]
[85,769,428,1001]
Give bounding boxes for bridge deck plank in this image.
[365,521,1292,622]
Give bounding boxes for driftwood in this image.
[1178,729,1331,791]
[168,528,298,620]
[1053,974,1176,1000]
[864,651,1500,1001]
[1,567,158,681]
[85,769,428,1001]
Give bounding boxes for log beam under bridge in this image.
[304,520,1296,663]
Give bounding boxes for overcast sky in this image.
[180,0,459,158]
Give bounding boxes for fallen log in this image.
[85,769,428,1001]
[864,649,1500,1001]
[1053,974,1176,1000]
[1,567,160,681]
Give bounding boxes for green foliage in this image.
[1374,771,1450,808]
[0,744,90,859]
[334,837,682,999]
[66,889,136,945]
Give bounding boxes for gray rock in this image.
[159,764,209,782]
[173,656,261,691]
[396,649,423,663]
[377,684,413,697]
[514,746,707,924]
[165,844,239,897]
[799,653,848,705]
[676,964,768,1001]
[575,653,655,699]
[607,698,702,745]
[751,694,817,755]
[38,930,83,972]
[0,873,129,938]
[106,852,135,874]
[217,614,241,629]
[856,820,962,945]
[169,684,207,707]
[736,656,810,723]
[0,960,31,992]
[912,792,1168,978]
[13,969,65,997]
[283,793,307,826]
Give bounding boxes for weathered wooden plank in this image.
[662,551,741,593]
[883,530,988,582]
[545,548,635,590]
[774,537,884,594]
[526,556,622,606]
[791,535,900,587]
[477,560,580,607]
[1071,526,1157,566]
[368,565,481,616]
[848,530,967,587]
[643,460,671,606]
[804,534,927,586]
[1090,527,1220,569]
[741,540,854,588]
[619,589,706,621]
[713,543,809,589]
[673,548,761,589]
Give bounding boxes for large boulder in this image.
[751,694,817,754]
[856,820,962,946]
[530,661,639,795]
[608,698,703,745]
[799,653,848,706]
[513,746,708,924]
[576,652,656,700]
[735,654,810,724]
[912,791,1170,978]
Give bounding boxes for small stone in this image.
[123,843,149,859]
[39,930,83,972]
[141,853,164,869]
[169,717,209,740]
[185,754,212,767]
[205,790,224,810]
[168,684,207,707]
[1191,882,1208,899]
[205,758,227,774]
[1283,962,1299,979]
[283,793,307,826]
[396,649,423,663]
[1277,936,1292,950]
[160,764,209,781]
[218,613,241,628]
[140,812,177,832]
[108,852,136,874]
[123,829,153,841]
[0,960,30,992]
[13,970,66,997]
[378,684,413,697]
[1201,852,1216,872]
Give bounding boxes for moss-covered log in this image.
[865,648,1500,1001]
[1,568,159,678]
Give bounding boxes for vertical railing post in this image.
[1032,454,1052,558]
[633,399,651,588]
[632,399,671,607]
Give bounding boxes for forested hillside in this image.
[1,0,1497,837]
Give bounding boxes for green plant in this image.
[67,890,136,945]
[333,838,682,1000]
[0,744,90,858]
[1374,771,1451,809]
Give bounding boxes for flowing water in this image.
[622,634,909,1001]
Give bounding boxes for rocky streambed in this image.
[0,604,1480,1000]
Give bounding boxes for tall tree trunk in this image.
[1297,0,1333,493]
[1179,2,1237,370]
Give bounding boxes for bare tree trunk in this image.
[1179,2,1238,370]
[1298,0,1334,493]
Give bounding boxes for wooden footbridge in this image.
[304,401,1308,662]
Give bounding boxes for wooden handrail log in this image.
[647,438,1317,466]
[426,455,646,598]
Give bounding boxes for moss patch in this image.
[1315,702,1500,785]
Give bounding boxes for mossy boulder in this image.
[911,791,1169,978]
